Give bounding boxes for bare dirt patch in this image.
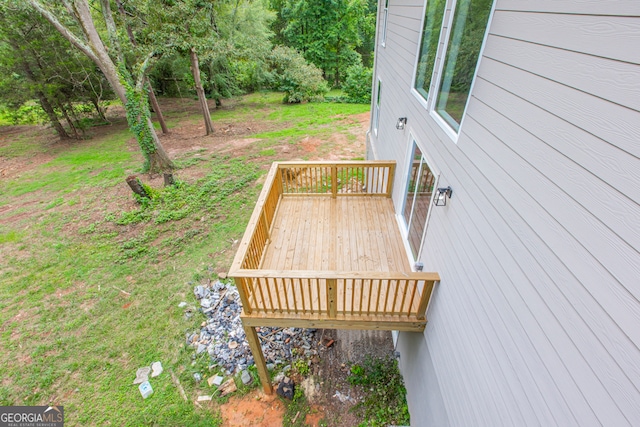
[219,389,286,427]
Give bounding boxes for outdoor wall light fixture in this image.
[396,117,407,130]
[434,186,453,206]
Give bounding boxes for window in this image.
[402,142,436,259]
[373,79,382,134]
[435,0,493,131]
[381,0,389,46]
[414,0,447,100]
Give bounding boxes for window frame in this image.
[381,0,389,47]
[410,0,449,110]
[430,0,496,141]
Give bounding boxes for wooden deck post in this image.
[416,280,435,320]
[243,325,273,395]
[327,278,337,318]
[386,162,396,197]
[331,164,338,198]
[234,277,252,315]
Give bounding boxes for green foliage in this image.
[348,357,410,427]
[269,46,329,103]
[143,0,275,99]
[0,102,47,125]
[0,4,114,136]
[280,0,369,87]
[0,91,369,427]
[122,74,157,164]
[342,64,372,104]
[293,358,310,376]
[113,157,259,226]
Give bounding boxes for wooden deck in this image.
[262,197,411,272]
[230,161,439,332]
[229,161,441,393]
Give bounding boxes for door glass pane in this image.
[374,80,381,132]
[414,0,447,100]
[403,144,422,226]
[435,0,493,130]
[403,143,436,259]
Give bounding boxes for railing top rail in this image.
[276,161,396,167]
[231,269,440,282]
[230,163,281,272]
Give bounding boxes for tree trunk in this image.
[126,175,149,199]
[67,101,85,136]
[58,101,81,140]
[36,93,69,139]
[189,48,214,135]
[146,78,169,134]
[8,36,70,140]
[91,98,108,122]
[37,91,70,139]
[163,173,175,186]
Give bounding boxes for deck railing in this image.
[278,161,395,196]
[231,161,439,323]
[233,270,438,320]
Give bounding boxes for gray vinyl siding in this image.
[370,0,640,425]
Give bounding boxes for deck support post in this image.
[243,325,273,395]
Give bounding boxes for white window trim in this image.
[381,0,389,47]
[373,77,382,135]
[410,0,450,109]
[397,132,440,266]
[430,0,497,142]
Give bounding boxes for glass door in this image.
[402,142,436,259]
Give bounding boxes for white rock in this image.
[151,361,163,378]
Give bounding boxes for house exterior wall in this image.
[370,0,640,425]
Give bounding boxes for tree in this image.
[269,46,328,103]
[114,0,169,135]
[27,0,174,172]
[144,0,217,135]
[282,0,366,87]
[0,4,113,139]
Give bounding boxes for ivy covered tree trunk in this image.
[124,81,174,173]
[189,47,214,135]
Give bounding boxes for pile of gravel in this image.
[185,280,317,375]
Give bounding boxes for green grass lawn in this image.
[0,93,369,426]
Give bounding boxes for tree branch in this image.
[27,0,99,65]
[99,0,124,64]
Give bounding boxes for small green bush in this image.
[269,46,329,103]
[343,64,373,104]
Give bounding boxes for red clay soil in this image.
[219,390,285,427]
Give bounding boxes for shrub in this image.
[343,64,373,104]
[269,46,329,103]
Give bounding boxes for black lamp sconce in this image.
[396,117,407,130]
[434,186,453,206]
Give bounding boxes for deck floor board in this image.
[262,196,411,272]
